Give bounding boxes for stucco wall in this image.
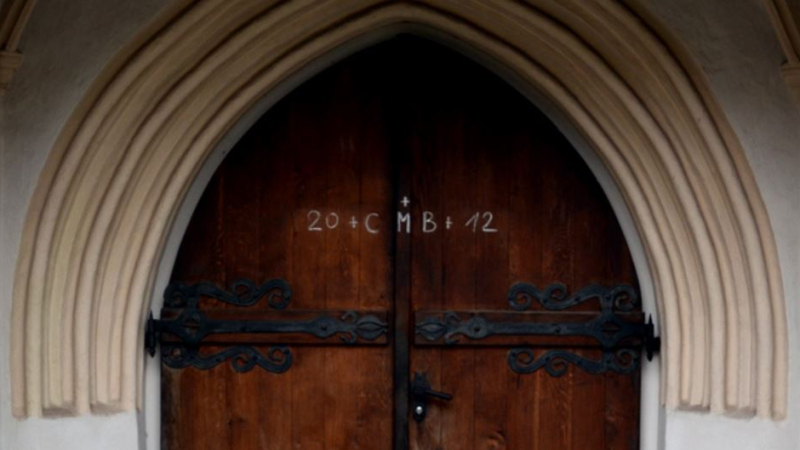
[0,1,171,448]
[0,0,798,449]
[639,0,800,448]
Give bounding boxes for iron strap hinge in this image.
[145,278,388,373]
[415,282,661,377]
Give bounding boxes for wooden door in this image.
[159,36,641,450]
[396,47,640,450]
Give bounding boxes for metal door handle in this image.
[410,372,451,422]
[422,388,452,401]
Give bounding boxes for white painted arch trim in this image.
[11,0,787,420]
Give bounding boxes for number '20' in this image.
[307,210,339,230]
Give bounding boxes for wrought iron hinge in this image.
[145,312,158,357]
[145,278,388,373]
[643,314,661,362]
[415,282,661,377]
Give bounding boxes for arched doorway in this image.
[155,37,647,450]
[11,6,788,450]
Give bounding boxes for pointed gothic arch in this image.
[10,0,786,420]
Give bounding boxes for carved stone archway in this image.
[11,0,787,420]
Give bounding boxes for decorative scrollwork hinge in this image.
[145,278,388,373]
[414,282,661,377]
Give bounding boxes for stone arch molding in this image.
[11,0,787,420]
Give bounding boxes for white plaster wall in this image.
[0,0,798,449]
[640,0,800,449]
[0,1,173,449]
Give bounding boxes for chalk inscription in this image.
[306,210,498,234]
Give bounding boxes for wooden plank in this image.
[163,165,231,449]
[352,50,394,450]
[254,98,295,450]
[323,65,372,450]
[571,349,607,450]
[221,127,265,450]
[287,75,329,450]
[471,88,512,450]
[506,109,544,450]
[406,59,445,450]
[535,129,576,450]
[437,88,477,450]
[600,162,642,450]
[605,371,641,450]
[569,141,610,450]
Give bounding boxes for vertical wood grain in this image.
[162,36,640,450]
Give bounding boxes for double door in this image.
[158,37,642,450]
